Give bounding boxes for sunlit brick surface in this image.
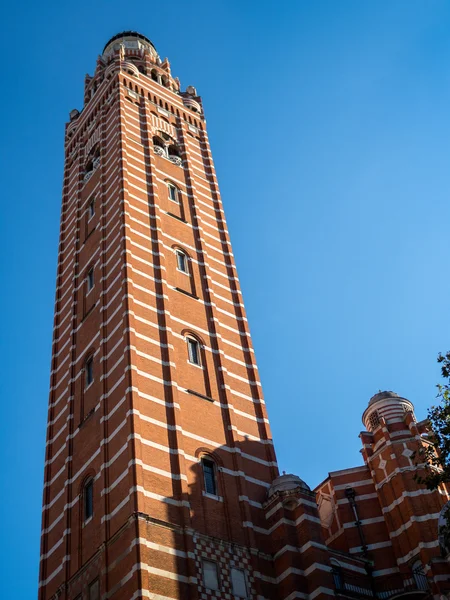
[40,34,450,600]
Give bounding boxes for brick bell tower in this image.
[39,31,284,600]
[41,30,450,600]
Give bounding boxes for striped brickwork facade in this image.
[40,33,450,600]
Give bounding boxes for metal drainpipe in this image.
[345,487,368,556]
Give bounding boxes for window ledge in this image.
[78,407,95,429]
[166,211,187,223]
[83,225,96,244]
[187,360,203,370]
[82,302,97,323]
[174,287,198,299]
[83,516,93,527]
[202,491,223,502]
[186,389,215,403]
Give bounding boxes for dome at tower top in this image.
[102,31,158,59]
[362,390,415,431]
[267,473,311,498]
[368,391,401,406]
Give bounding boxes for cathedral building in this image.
[39,31,450,600]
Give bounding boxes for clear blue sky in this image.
[2,0,450,596]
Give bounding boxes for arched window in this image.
[176,250,188,274]
[168,145,182,166]
[153,136,166,157]
[187,336,201,366]
[201,457,217,495]
[168,144,180,158]
[151,69,158,82]
[84,148,100,183]
[85,355,94,387]
[83,478,94,521]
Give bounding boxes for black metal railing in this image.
[333,569,429,599]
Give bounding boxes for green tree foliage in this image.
[415,352,450,490]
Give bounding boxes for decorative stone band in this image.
[86,128,101,156]
[150,113,177,139]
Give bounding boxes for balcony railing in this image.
[168,155,182,166]
[333,569,429,599]
[154,145,165,157]
[83,157,101,183]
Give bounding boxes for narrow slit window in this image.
[88,199,95,219]
[187,338,200,366]
[168,183,178,202]
[85,356,94,387]
[176,251,188,273]
[202,560,219,591]
[202,458,217,495]
[87,268,94,292]
[84,479,94,521]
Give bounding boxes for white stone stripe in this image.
[333,479,373,491]
[337,492,377,505]
[397,540,439,564]
[381,488,441,513]
[343,516,385,529]
[244,512,322,536]
[349,540,392,553]
[266,497,318,520]
[38,557,69,587]
[389,512,440,538]
[43,405,271,516]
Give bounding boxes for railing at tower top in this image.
[333,569,430,599]
[83,157,101,183]
[168,155,182,166]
